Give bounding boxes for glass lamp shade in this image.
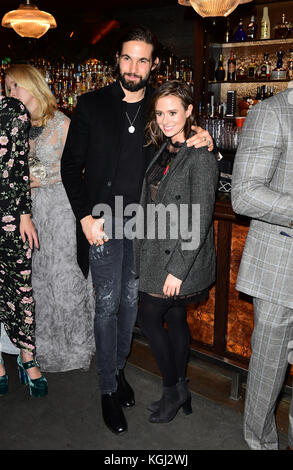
[189,0,240,17]
[1,3,57,39]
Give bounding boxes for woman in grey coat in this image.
[134,81,218,423]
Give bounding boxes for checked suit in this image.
[232,87,293,450]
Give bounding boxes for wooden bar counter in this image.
[186,193,253,370]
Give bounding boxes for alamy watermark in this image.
[92,196,201,251]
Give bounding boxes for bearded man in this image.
[61,25,213,434]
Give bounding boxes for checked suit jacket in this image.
[231,87,293,309]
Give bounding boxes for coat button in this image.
[107,181,112,187]
[165,249,170,255]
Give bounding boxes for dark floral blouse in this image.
[0,95,31,215]
[0,96,37,354]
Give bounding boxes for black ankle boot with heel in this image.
[148,378,192,423]
[148,377,192,417]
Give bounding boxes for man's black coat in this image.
[61,81,154,278]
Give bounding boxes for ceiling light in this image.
[189,0,240,17]
[179,0,254,18]
[1,0,57,39]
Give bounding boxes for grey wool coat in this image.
[232,88,293,309]
[133,140,219,295]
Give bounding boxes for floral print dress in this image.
[0,96,36,354]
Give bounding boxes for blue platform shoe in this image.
[0,357,8,397]
[17,355,48,397]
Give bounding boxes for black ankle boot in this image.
[149,384,186,423]
[116,369,135,408]
[101,391,128,434]
[177,378,192,415]
[148,378,192,415]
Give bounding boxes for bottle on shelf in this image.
[255,86,261,101]
[248,55,257,79]
[259,53,271,80]
[166,54,175,80]
[274,13,292,39]
[260,85,268,100]
[233,19,247,42]
[236,58,247,80]
[288,49,293,80]
[227,51,236,81]
[247,15,257,40]
[271,50,287,80]
[261,7,270,40]
[215,54,226,81]
[225,19,231,43]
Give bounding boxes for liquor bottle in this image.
[215,54,225,81]
[274,13,292,39]
[167,54,175,80]
[174,58,180,79]
[269,86,274,97]
[259,53,271,80]
[247,15,257,40]
[261,7,270,39]
[248,55,257,79]
[288,49,293,80]
[255,86,261,101]
[261,85,268,100]
[271,50,287,80]
[227,51,236,81]
[225,20,231,43]
[233,19,247,42]
[236,58,247,80]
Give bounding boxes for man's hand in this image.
[80,215,109,246]
[186,125,214,151]
[20,214,39,249]
[163,273,182,297]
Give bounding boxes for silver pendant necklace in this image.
[125,105,141,134]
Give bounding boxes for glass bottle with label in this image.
[274,13,292,39]
[236,58,247,80]
[233,19,247,42]
[227,51,236,81]
[271,50,287,80]
[215,54,226,81]
[261,7,270,39]
[248,55,257,79]
[259,53,271,80]
[247,15,257,40]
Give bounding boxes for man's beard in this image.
[118,68,150,92]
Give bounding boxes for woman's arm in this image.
[19,213,39,249]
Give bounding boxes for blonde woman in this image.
[5,65,95,373]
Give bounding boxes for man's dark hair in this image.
[116,25,161,63]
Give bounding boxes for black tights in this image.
[137,292,190,387]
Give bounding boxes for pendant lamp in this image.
[1,0,57,39]
[189,0,240,17]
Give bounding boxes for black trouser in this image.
[137,292,190,387]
